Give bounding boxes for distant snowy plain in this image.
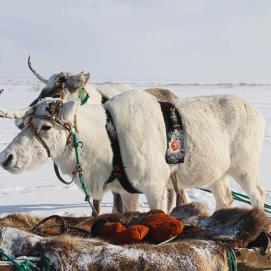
[0,80,270,217]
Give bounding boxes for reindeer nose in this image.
[2,154,14,169]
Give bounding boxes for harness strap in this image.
[31,215,92,238]
[27,114,73,158]
[105,109,141,194]
[53,162,75,185]
[26,103,98,215]
[32,130,51,157]
[78,86,89,105]
[81,93,89,105]
[0,249,34,271]
[227,248,238,271]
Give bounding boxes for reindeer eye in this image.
[42,125,52,131]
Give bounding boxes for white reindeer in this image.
[0,90,265,212]
[13,57,141,214]
[21,58,234,211]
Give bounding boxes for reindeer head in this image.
[28,56,90,104]
[14,56,90,130]
[0,98,78,174]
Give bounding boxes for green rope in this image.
[74,86,92,206]
[232,191,271,211]
[227,248,238,271]
[72,133,90,201]
[198,188,271,214]
[72,132,96,215]
[72,132,82,165]
[76,86,96,214]
[0,249,34,271]
[81,93,89,105]
[79,172,91,202]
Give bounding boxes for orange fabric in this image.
[140,213,185,243]
[114,225,149,245]
[100,213,184,245]
[101,222,126,240]
[101,222,149,245]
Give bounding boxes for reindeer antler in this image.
[28,55,48,84]
[0,88,36,119]
[0,104,34,119]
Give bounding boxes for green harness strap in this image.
[78,86,89,106]
[63,86,96,214]
[198,187,271,215]
[75,86,91,201]
[72,132,97,215]
[227,248,238,271]
[0,249,52,271]
[72,133,90,202]
[0,249,33,271]
[81,93,89,106]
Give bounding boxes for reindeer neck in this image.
[56,104,113,199]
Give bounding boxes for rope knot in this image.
[73,164,83,175]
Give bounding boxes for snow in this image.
[0,227,42,256]
[0,80,270,217]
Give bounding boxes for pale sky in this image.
[0,0,271,82]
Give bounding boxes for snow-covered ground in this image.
[0,80,270,217]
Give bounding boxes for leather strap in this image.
[32,129,51,157]
[54,162,75,185]
[105,109,141,194]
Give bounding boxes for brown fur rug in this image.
[0,204,270,271]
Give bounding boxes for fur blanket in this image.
[0,204,270,271]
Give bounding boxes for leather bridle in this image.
[26,109,98,215]
[27,114,74,158]
[27,113,77,185]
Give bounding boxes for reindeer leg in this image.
[119,192,139,213]
[92,199,101,216]
[171,173,191,206]
[112,192,123,213]
[167,188,175,213]
[176,188,191,206]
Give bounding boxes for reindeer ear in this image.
[60,100,79,122]
[82,72,90,85]
[65,72,90,93]
[55,73,68,88]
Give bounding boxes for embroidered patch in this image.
[166,129,185,164]
[159,102,185,164]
